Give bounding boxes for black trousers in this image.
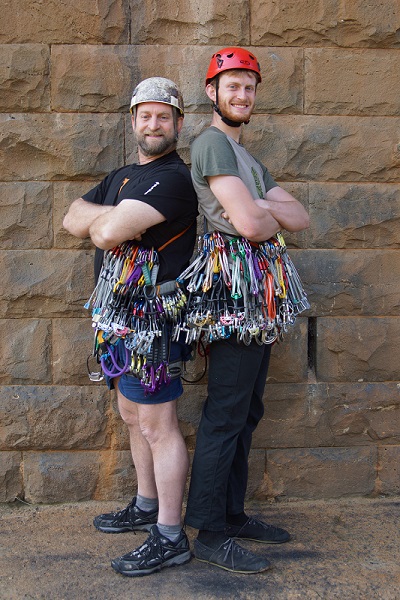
[185,335,271,531]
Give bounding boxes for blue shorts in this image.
[105,340,186,404]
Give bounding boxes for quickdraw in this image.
[85,240,187,393]
[176,231,309,346]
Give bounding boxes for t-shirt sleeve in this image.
[191,130,239,181]
[118,168,194,223]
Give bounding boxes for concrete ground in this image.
[0,496,399,600]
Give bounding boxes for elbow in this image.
[286,212,310,233]
[63,213,84,238]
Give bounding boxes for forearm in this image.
[63,198,114,239]
[260,199,309,232]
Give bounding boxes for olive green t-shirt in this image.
[190,126,278,235]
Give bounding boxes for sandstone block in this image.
[308,183,400,248]
[0,44,49,111]
[95,450,136,500]
[251,0,400,48]
[264,447,377,500]
[54,182,98,250]
[23,451,101,503]
[0,182,52,249]
[0,114,124,181]
[295,249,400,316]
[0,320,51,384]
[256,382,400,449]
[0,0,129,44]
[130,0,249,45]
[379,446,400,495]
[0,451,23,502]
[267,318,309,383]
[241,115,400,183]
[52,318,95,385]
[0,385,109,450]
[0,250,94,318]
[246,449,266,499]
[305,49,400,116]
[51,45,135,112]
[316,317,400,382]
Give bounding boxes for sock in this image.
[157,522,182,542]
[197,529,229,549]
[226,511,249,527]
[135,494,158,513]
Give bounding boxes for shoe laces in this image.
[221,538,251,568]
[128,532,162,560]
[111,499,136,522]
[247,517,278,533]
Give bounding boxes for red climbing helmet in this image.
[205,47,262,85]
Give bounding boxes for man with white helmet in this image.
[63,77,197,576]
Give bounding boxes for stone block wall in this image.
[1,0,399,503]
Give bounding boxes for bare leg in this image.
[117,389,157,500]
[136,400,189,526]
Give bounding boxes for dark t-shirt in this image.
[82,151,198,282]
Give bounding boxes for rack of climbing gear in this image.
[176,231,310,346]
[85,240,187,393]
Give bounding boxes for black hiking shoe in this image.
[93,497,157,533]
[225,516,291,544]
[193,537,271,574]
[111,525,192,577]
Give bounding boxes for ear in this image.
[176,115,184,135]
[206,83,216,103]
[131,114,136,130]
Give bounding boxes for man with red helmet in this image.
[184,48,309,573]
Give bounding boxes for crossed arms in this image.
[209,175,309,241]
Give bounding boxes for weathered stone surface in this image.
[241,115,400,183]
[0,386,109,450]
[23,451,101,503]
[255,382,400,449]
[52,319,95,385]
[262,447,377,500]
[0,44,49,111]
[130,0,249,45]
[251,0,400,48]
[0,451,22,502]
[277,182,310,249]
[305,49,400,116]
[95,450,136,500]
[295,249,400,316]
[308,183,400,249]
[54,182,98,250]
[0,250,94,318]
[0,0,129,44]
[0,114,124,181]
[316,317,400,382]
[51,45,303,115]
[51,45,136,112]
[267,318,309,383]
[246,449,266,499]
[0,320,51,384]
[0,182,52,249]
[379,446,400,495]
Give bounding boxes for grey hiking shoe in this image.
[193,537,271,574]
[225,517,291,544]
[93,496,157,533]
[111,525,192,577]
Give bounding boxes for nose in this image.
[147,115,160,130]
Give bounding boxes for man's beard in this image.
[136,130,176,157]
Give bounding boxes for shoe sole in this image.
[94,522,154,533]
[111,551,192,577]
[194,556,271,574]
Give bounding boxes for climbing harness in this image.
[176,231,310,346]
[85,240,188,394]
